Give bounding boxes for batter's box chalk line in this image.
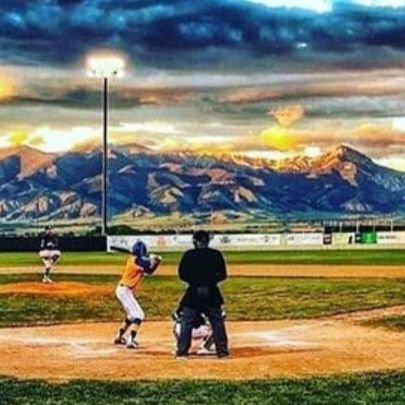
[68,342,120,358]
[0,333,121,357]
[235,325,320,348]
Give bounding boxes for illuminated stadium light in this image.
[86,54,125,78]
[86,51,126,236]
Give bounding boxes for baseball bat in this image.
[110,245,162,263]
[109,245,133,255]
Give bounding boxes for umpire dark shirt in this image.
[178,247,227,308]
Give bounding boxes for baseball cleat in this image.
[113,336,127,345]
[126,340,139,349]
[175,355,188,360]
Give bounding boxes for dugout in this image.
[0,236,106,252]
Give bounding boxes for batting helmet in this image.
[132,240,148,257]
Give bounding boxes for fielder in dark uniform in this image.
[176,230,229,358]
[39,226,61,283]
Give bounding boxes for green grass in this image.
[0,274,404,327]
[363,315,405,332]
[0,249,405,267]
[0,372,404,404]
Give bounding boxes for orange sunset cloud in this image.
[269,104,305,128]
[0,77,16,100]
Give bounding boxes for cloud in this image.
[0,81,192,109]
[352,123,405,150]
[261,126,297,150]
[1,1,405,70]
[220,88,282,104]
[246,0,332,13]
[112,121,181,135]
[269,104,304,127]
[0,126,99,153]
[220,70,405,104]
[8,130,44,147]
[30,126,97,152]
[215,70,405,121]
[0,69,17,100]
[245,118,405,157]
[107,118,405,162]
[0,81,15,100]
[375,156,405,172]
[392,117,405,131]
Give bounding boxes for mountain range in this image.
[0,144,404,230]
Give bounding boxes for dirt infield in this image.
[0,306,403,381]
[1,264,404,278]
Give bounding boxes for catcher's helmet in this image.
[192,230,210,248]
[132,240,147,257]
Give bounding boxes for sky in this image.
[0,0,405,170]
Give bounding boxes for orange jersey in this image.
[119,256,144,291]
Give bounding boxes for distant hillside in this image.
[0,144,404,229]
[0,146,100,221]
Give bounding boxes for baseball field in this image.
[1,249,404,404]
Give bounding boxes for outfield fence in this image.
[107,231,405,252]
[0,233,403,252]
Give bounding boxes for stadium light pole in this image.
[86,54,125,236]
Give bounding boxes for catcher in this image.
[172,307,226,355]
[111,240,162,349]
[39,225,61,283]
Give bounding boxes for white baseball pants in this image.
[115,285,145,322]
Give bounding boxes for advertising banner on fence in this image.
[107,235,193,251]
[377,232,405,245]
[360,232,377,244]
[212,234,281,248]
[284,233,324,246]
[332,233,356,245]
[108,233,282,251]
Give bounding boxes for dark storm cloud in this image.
[1,1,405,69]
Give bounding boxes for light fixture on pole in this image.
[86,53,125,236]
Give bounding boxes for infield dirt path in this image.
[0,264,404,278]
[0,306,404,381]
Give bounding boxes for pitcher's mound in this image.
[0,282,112,296]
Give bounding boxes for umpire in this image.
[176,230,229,358]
